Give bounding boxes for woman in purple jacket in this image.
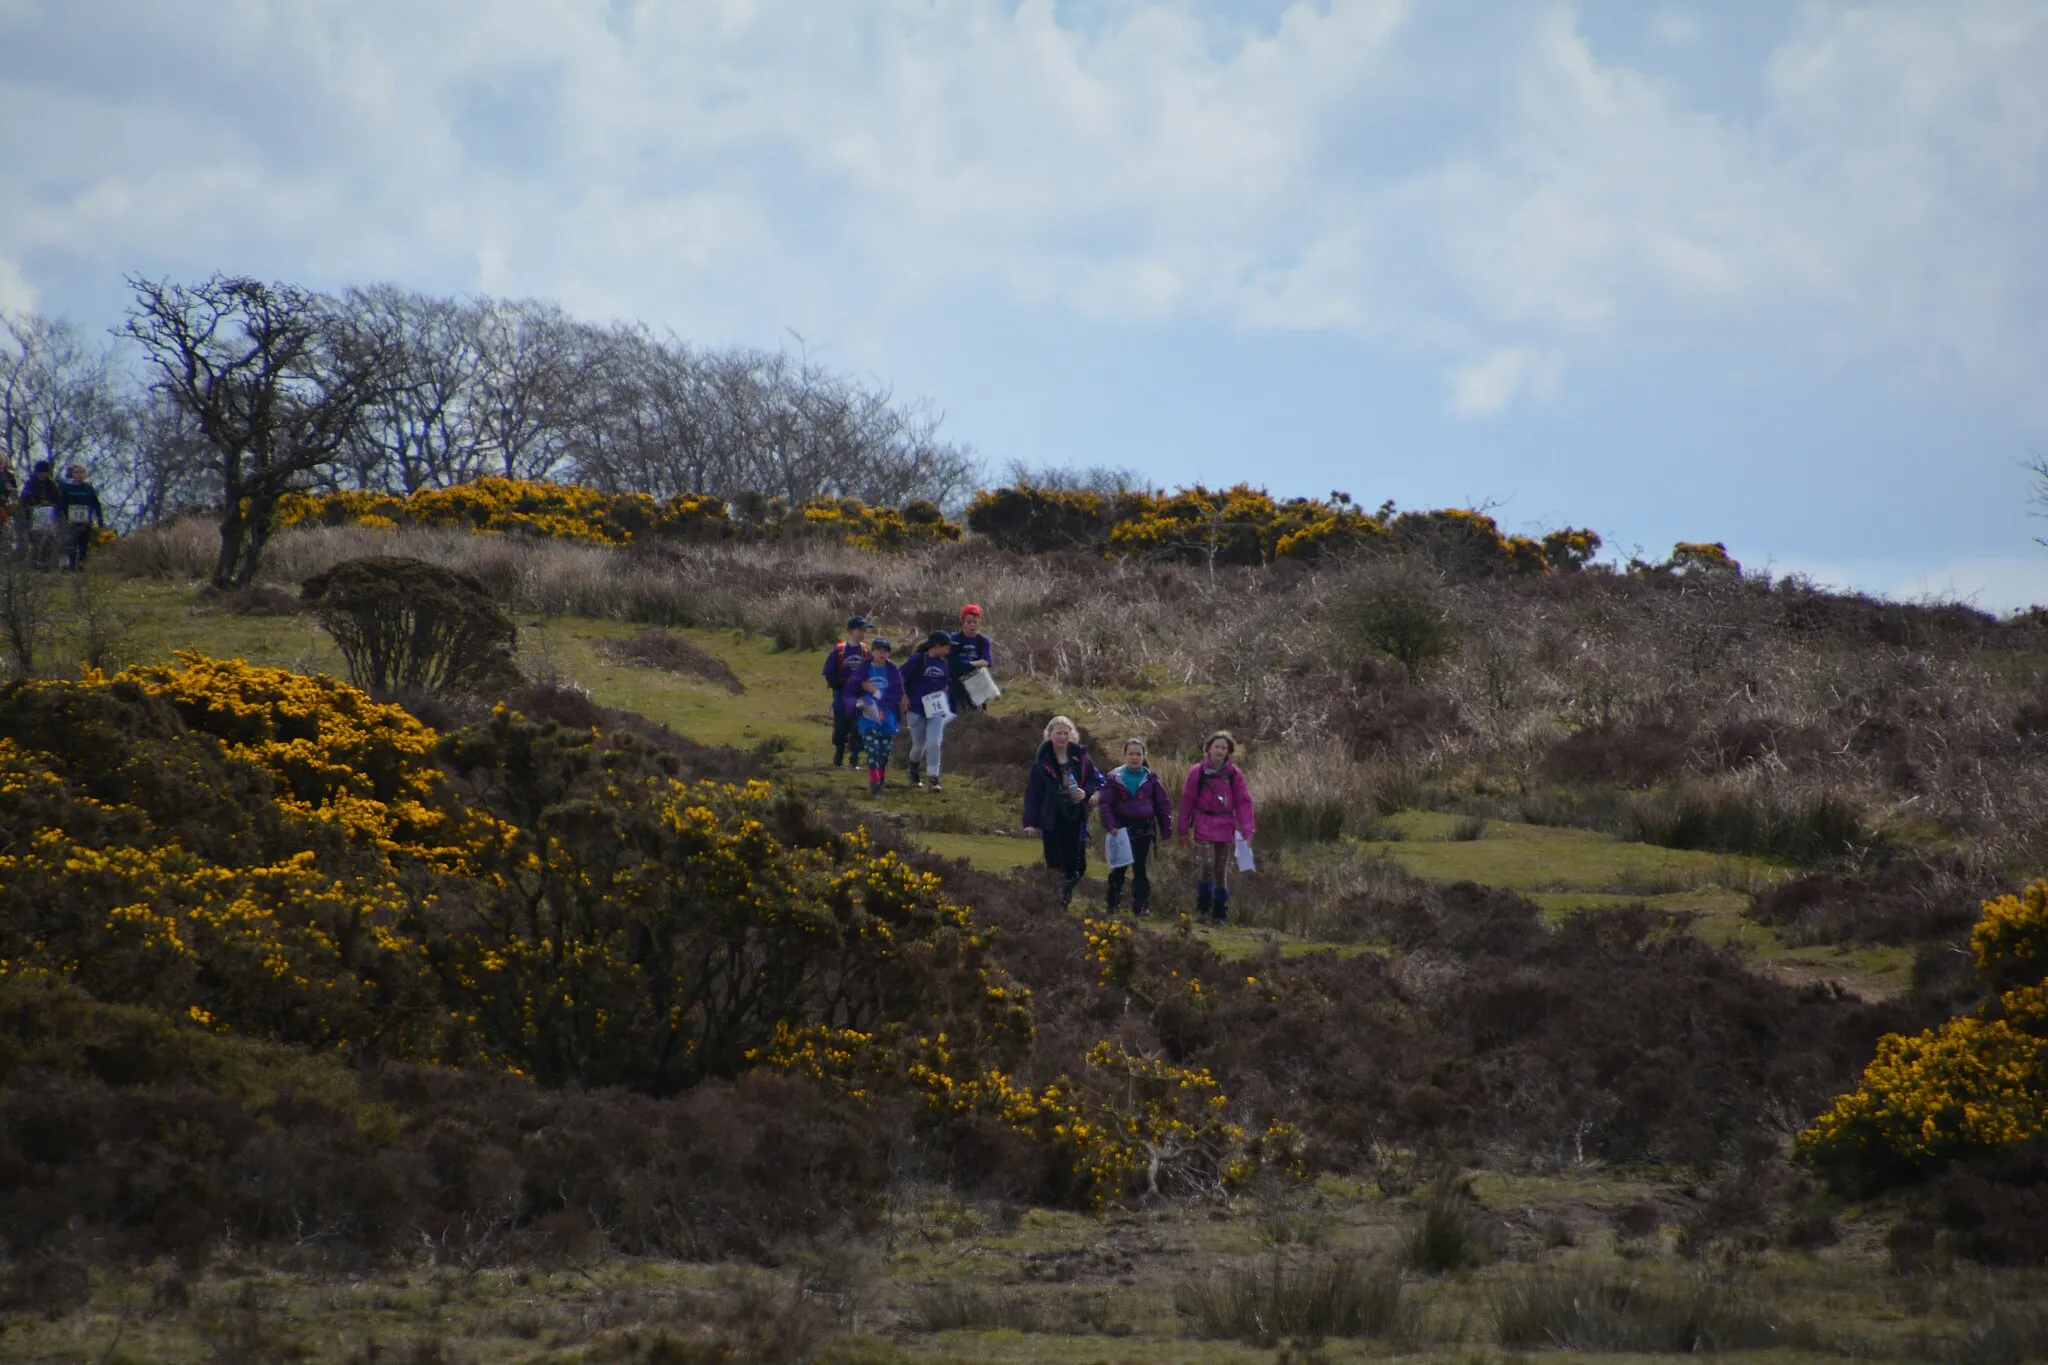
[1176,730,1256,924]
[1098,738,1173,917]
[1023,715,1103,908]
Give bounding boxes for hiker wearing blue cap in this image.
[823,616,872,766]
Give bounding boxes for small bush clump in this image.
[301,555,520,697]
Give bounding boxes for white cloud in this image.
[0,255,33,314]
[0,0,2042,421]
[1448,345,1563,417]
[1649,8,1702,48]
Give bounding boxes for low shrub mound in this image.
[301,556,520,697]
[595,627,746,693]
[1800,880,2048,1185]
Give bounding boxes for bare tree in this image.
[114,388,217,526]
[469,297,583,482]
[1,312,133,512]
[122,274,395,587]
[335,285,485,493]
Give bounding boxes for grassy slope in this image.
[18,581,1983,1361]
[117,586,1910,995]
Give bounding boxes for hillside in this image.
[3,514,2047,1362]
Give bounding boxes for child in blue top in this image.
[842,637,907,795]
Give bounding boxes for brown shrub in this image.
[1746,855,1986,947]
[594,628,746,693]
[1541,717,1690,787]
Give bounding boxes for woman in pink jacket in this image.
[1176,730,1255,924]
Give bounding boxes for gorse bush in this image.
[0,653,1287,1222]
[1800,880,2048,1180]
[278,477,962,553]
[965,482,1598,577]
[301,555,520,697]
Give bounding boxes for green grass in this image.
[105,584,1917,994]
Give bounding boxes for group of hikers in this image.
[822,603,995,796]
[822,604,1256,924]
[0,457,107,571]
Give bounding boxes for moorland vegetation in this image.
[2,276,2045,1359]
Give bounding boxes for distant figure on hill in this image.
[1178,731,1256,925]
[1023,714,1102,908]
[822,615,872,767]
[57,464,105,572]
[18,459,61,570]
[0,457,17,558]
[1099,737,1173,917]
[948,603,994,713]
[903,631,955,792]
[845,635,906,797]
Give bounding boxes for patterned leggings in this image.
[862,727,895,770]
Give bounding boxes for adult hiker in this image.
[843,635,906,796]
[18,460,60,570]
[902,630,955,791]
[822,616,872,767]
[0,457,16,559]
[1098,737,1174,917]
[1023,714,1103,908]
[948,603,995,713]
[1176,730,1256,925]
[56,464,105,572]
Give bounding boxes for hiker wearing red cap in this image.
[948,603,994,714]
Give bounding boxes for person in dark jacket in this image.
[902,631,955,791]
[1022,714,1103,908]
[18,460,60,570]
[56,465,105,571]
[843,636,907,796]
[1098,737,1174,917]
[822,616,872,766]
[948,602,995,713]
[0,458,17,559]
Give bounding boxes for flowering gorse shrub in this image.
[278,477,959,553]
[966,482,1603,578]
[1799,880,2048,1178]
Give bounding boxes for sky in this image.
[2,1,2046,605]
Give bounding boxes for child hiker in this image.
[948,603,995,713]
[1098,738,1173,917]
[1176,730,1256,924]
[903,630,955,791]
[1023,715,1103,908]
[822,616,872,766]
[843,636,906,796]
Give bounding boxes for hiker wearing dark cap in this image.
[19,460,60,571]
[57,464,105,572]
[948,603,995,713]
[903,631,955,791]
[823,616,872,767]
[842,636,907,796]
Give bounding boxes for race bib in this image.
[921,691,953,720]
[66,505,91,524]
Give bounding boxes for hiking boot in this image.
[1212,889,1230,925]
[1133,902,1150,918]
[1195,883,1213,923]
[926,779,942,794]
[909,771,923,788]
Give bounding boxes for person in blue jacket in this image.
[902,631,955,792]
[842,636,907,796]
[822,616,872,766]
[1023,714,1103,908]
